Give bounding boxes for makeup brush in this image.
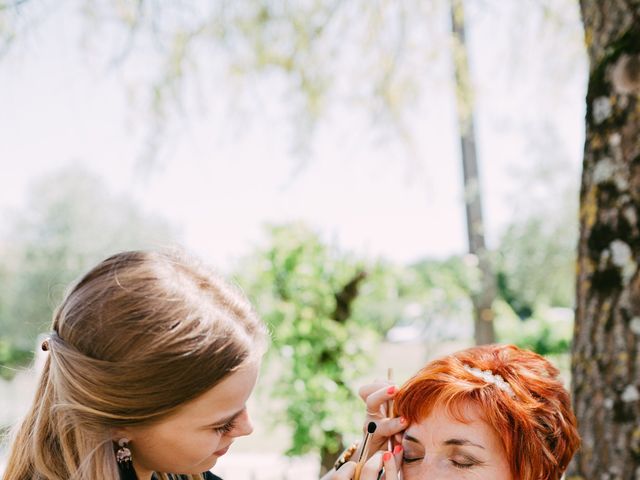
[385,367,394,418]
[354,421,377,480]
[386,367,394,451]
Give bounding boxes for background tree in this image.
[236,223,379,474]
[0,166,175,378]
[569,2,640,477]
[450,0,496,344]
[496,123,580,321]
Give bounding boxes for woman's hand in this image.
[358,381,406,456]
[325,449,403,480]
[319,381,406,480]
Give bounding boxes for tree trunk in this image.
[318,271,367,476]
[450,0,496,345]
[569,2,640,478]
[319,432,344,477]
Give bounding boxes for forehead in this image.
[405,402,504,452]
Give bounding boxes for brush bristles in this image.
[367,421,377,434]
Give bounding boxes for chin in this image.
[179,456,218,475]
[201,455,219,470]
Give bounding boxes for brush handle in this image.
[354,462,363,480]
[386,367,394,451]
[354,429,374,480]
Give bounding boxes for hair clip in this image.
[463,364,516,398]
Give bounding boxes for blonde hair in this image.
[2,250,267,480]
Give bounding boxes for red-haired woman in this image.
[326,344,580,480]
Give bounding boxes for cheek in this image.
[400,464,421,479]
[495,458,514,480]
[133,428,224,472]
[169,430,225,464]
[401,459,502,479]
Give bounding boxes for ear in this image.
[111,427,135,443]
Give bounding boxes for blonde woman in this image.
[2,250,268,480]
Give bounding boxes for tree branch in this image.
[0,0,32,11]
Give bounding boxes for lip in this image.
[213,444,231,456]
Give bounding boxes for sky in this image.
[0,0,587,270]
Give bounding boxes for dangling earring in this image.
[116,438,137,480]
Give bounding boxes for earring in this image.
[116,438,137,480]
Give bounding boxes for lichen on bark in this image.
[571,2,640,478]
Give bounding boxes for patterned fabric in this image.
[150,472,222,480]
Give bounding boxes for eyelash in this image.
[401,457,477,469]
[402,456,421,464]
[213,419,237,434]
[451,460,474,469]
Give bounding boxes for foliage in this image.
[1,0,449,164]
[494,126,579,321]
[494,300,572,356]
[347,257,473,339]
[0,1,585,169]
[389,256,476,342]
[235,223,381,463]
[356,243,576,354]
[412,255,482,299]
[0,166,176,376]
[0,339,31,380]
[495,213,577,319]
[389,221,577,355]
[492,213,576,356]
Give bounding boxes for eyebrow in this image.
[404,434,422,445]
[204,408,244,428]
[404,434,485,450]
[445,438,485,450]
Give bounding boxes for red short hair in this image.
[394,344,580,480]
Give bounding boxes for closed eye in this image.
[212,418,237,434]
[206,408,245,434]
[402,456,423,464]
[451,455,484,469]
[451,459,474,469]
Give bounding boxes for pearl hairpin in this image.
[463,364,516,398]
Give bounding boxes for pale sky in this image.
[0,1,587,269]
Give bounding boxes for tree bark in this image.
[570,2,640,478]
[450,0,496,345]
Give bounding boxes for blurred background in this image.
[0,0,586,477]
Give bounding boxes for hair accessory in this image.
[41,339,50,351]
[463,364,516,398]
[116,438,136,479]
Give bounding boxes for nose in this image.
[230,408,253,437]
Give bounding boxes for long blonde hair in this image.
[2,250,267,480]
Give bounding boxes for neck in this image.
[134,464,154,480]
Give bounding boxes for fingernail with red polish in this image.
[399,416,407,425]
[383,451,393,462]
[393,445,403,454]
[387,386,396,395]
